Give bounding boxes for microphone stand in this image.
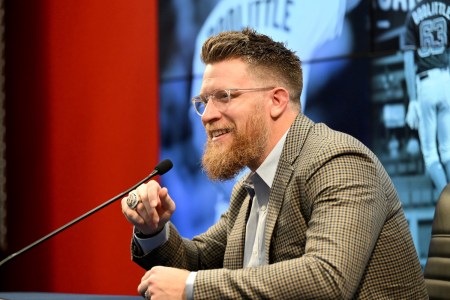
[0,161,171,267]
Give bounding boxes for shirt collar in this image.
[243,128,290,196]
[255,129,289,188]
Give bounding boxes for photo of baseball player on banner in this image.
[371,0,450,266]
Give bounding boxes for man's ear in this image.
[270,87,290,118]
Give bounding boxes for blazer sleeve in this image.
[131,212,229,271]
[131,176,250,271]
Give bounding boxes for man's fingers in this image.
[158,187,176,213]
[122,181,175,234]
[121,197,144,225]
[138,269,153,297]
[132,184,154,225]
[135,202,151,223]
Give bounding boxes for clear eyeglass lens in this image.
[210,90,230,112]
[213,90,230,103]
[193,89,231,116]
[193,98,206,115]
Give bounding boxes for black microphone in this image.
[0,159,173,267]
[147,159,173,178]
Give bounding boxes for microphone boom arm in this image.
[0,159,172,267]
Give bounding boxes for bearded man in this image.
[121,28,427,299]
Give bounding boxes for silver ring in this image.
[144,290,150,300]
[127,190,141,209]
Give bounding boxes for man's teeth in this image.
[212,129,229,138]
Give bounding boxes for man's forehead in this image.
[201,61,250,90]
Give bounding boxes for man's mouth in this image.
[209,128,231,140]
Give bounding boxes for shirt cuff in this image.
[133,223,170,254]
[185,272,197,300]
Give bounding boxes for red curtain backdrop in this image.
[2,0,159,295]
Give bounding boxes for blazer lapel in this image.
[223,190,252,269]
[264,114,314,264]
[264,158,294,264]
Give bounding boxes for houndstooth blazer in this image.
[132,114,428,299]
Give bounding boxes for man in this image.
[402,0,450,194]
[122,28,427,299]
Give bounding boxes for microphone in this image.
[147,159,173,178]
[0,159,173,267]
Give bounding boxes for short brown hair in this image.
[201,28,303,107]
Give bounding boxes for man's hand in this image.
[121,180,176,236]
[138,266,190,300]
[405,101,421,129]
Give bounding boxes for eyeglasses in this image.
[191,87,274,116]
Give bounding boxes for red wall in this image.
[2,1,159,295]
